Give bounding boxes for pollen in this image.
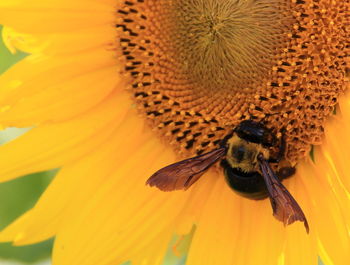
[116,0,349,163]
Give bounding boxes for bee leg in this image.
[277,166,296,180]
[268,132,286,163]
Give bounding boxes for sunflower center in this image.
[165,0,291,93]
[117,0,292,115]
[116,0,349,162]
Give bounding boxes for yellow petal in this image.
[282,174,318,265]
[2,26,44,54]
[186,179,240,265]
[238,201,285,265]
[2,25,116,55]
[0,0,115,34]
[0,92,130,182]
[174,167,221,235]
[0,66,120,126]
[0,50,117,126]
[131,231,173,265]
[0,113,151,244]
[321,95,350,194]
[51,141,190,265]
[300,160,350,264]
[226,198,285,265]
[186,169,315,265]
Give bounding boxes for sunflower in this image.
[0,0,349,264]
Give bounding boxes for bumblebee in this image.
[220,120,291,200]
[146,120,309,232]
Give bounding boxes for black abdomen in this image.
[221,159,296,200]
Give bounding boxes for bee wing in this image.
[146,148,226,191]
[257,154,309,233]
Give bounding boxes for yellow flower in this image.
[0,0,349,265]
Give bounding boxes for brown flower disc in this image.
[116,0,349,164]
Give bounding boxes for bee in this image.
[146,120,309,233]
